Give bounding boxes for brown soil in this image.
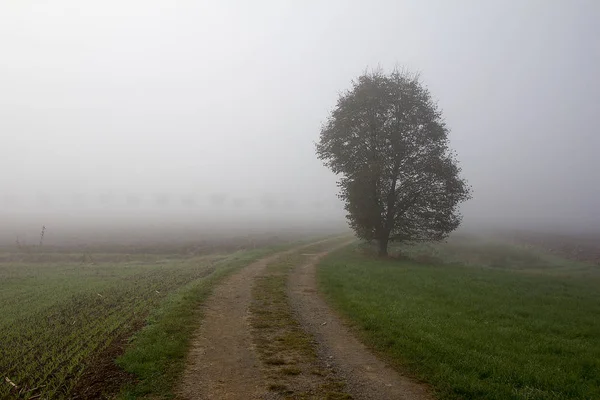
[287,247,433,400]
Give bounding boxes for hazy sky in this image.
[1,0,599,234]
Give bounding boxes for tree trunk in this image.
[377,237,389,257]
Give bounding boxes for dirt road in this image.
[178,239,431,399]
[177,240,331,399]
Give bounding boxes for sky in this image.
[1,0,599,240]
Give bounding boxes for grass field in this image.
[0,237,305,399]
[317,237,600,400]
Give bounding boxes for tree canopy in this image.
[317,69,471,256]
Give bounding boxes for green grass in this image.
[0,254,227,399]
[317,242,600,400]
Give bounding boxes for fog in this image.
[1,1,599,244]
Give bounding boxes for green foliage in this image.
[317,243,600,399]
[316,69,471,255]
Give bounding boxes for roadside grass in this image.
[249,240,353,399]
[317,242,600,400]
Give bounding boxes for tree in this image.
[316,69,471,256]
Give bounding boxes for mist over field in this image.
[1,0,599,244]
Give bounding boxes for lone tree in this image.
[317,69,471,256]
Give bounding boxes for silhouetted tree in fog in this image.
[317,68,471,256]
